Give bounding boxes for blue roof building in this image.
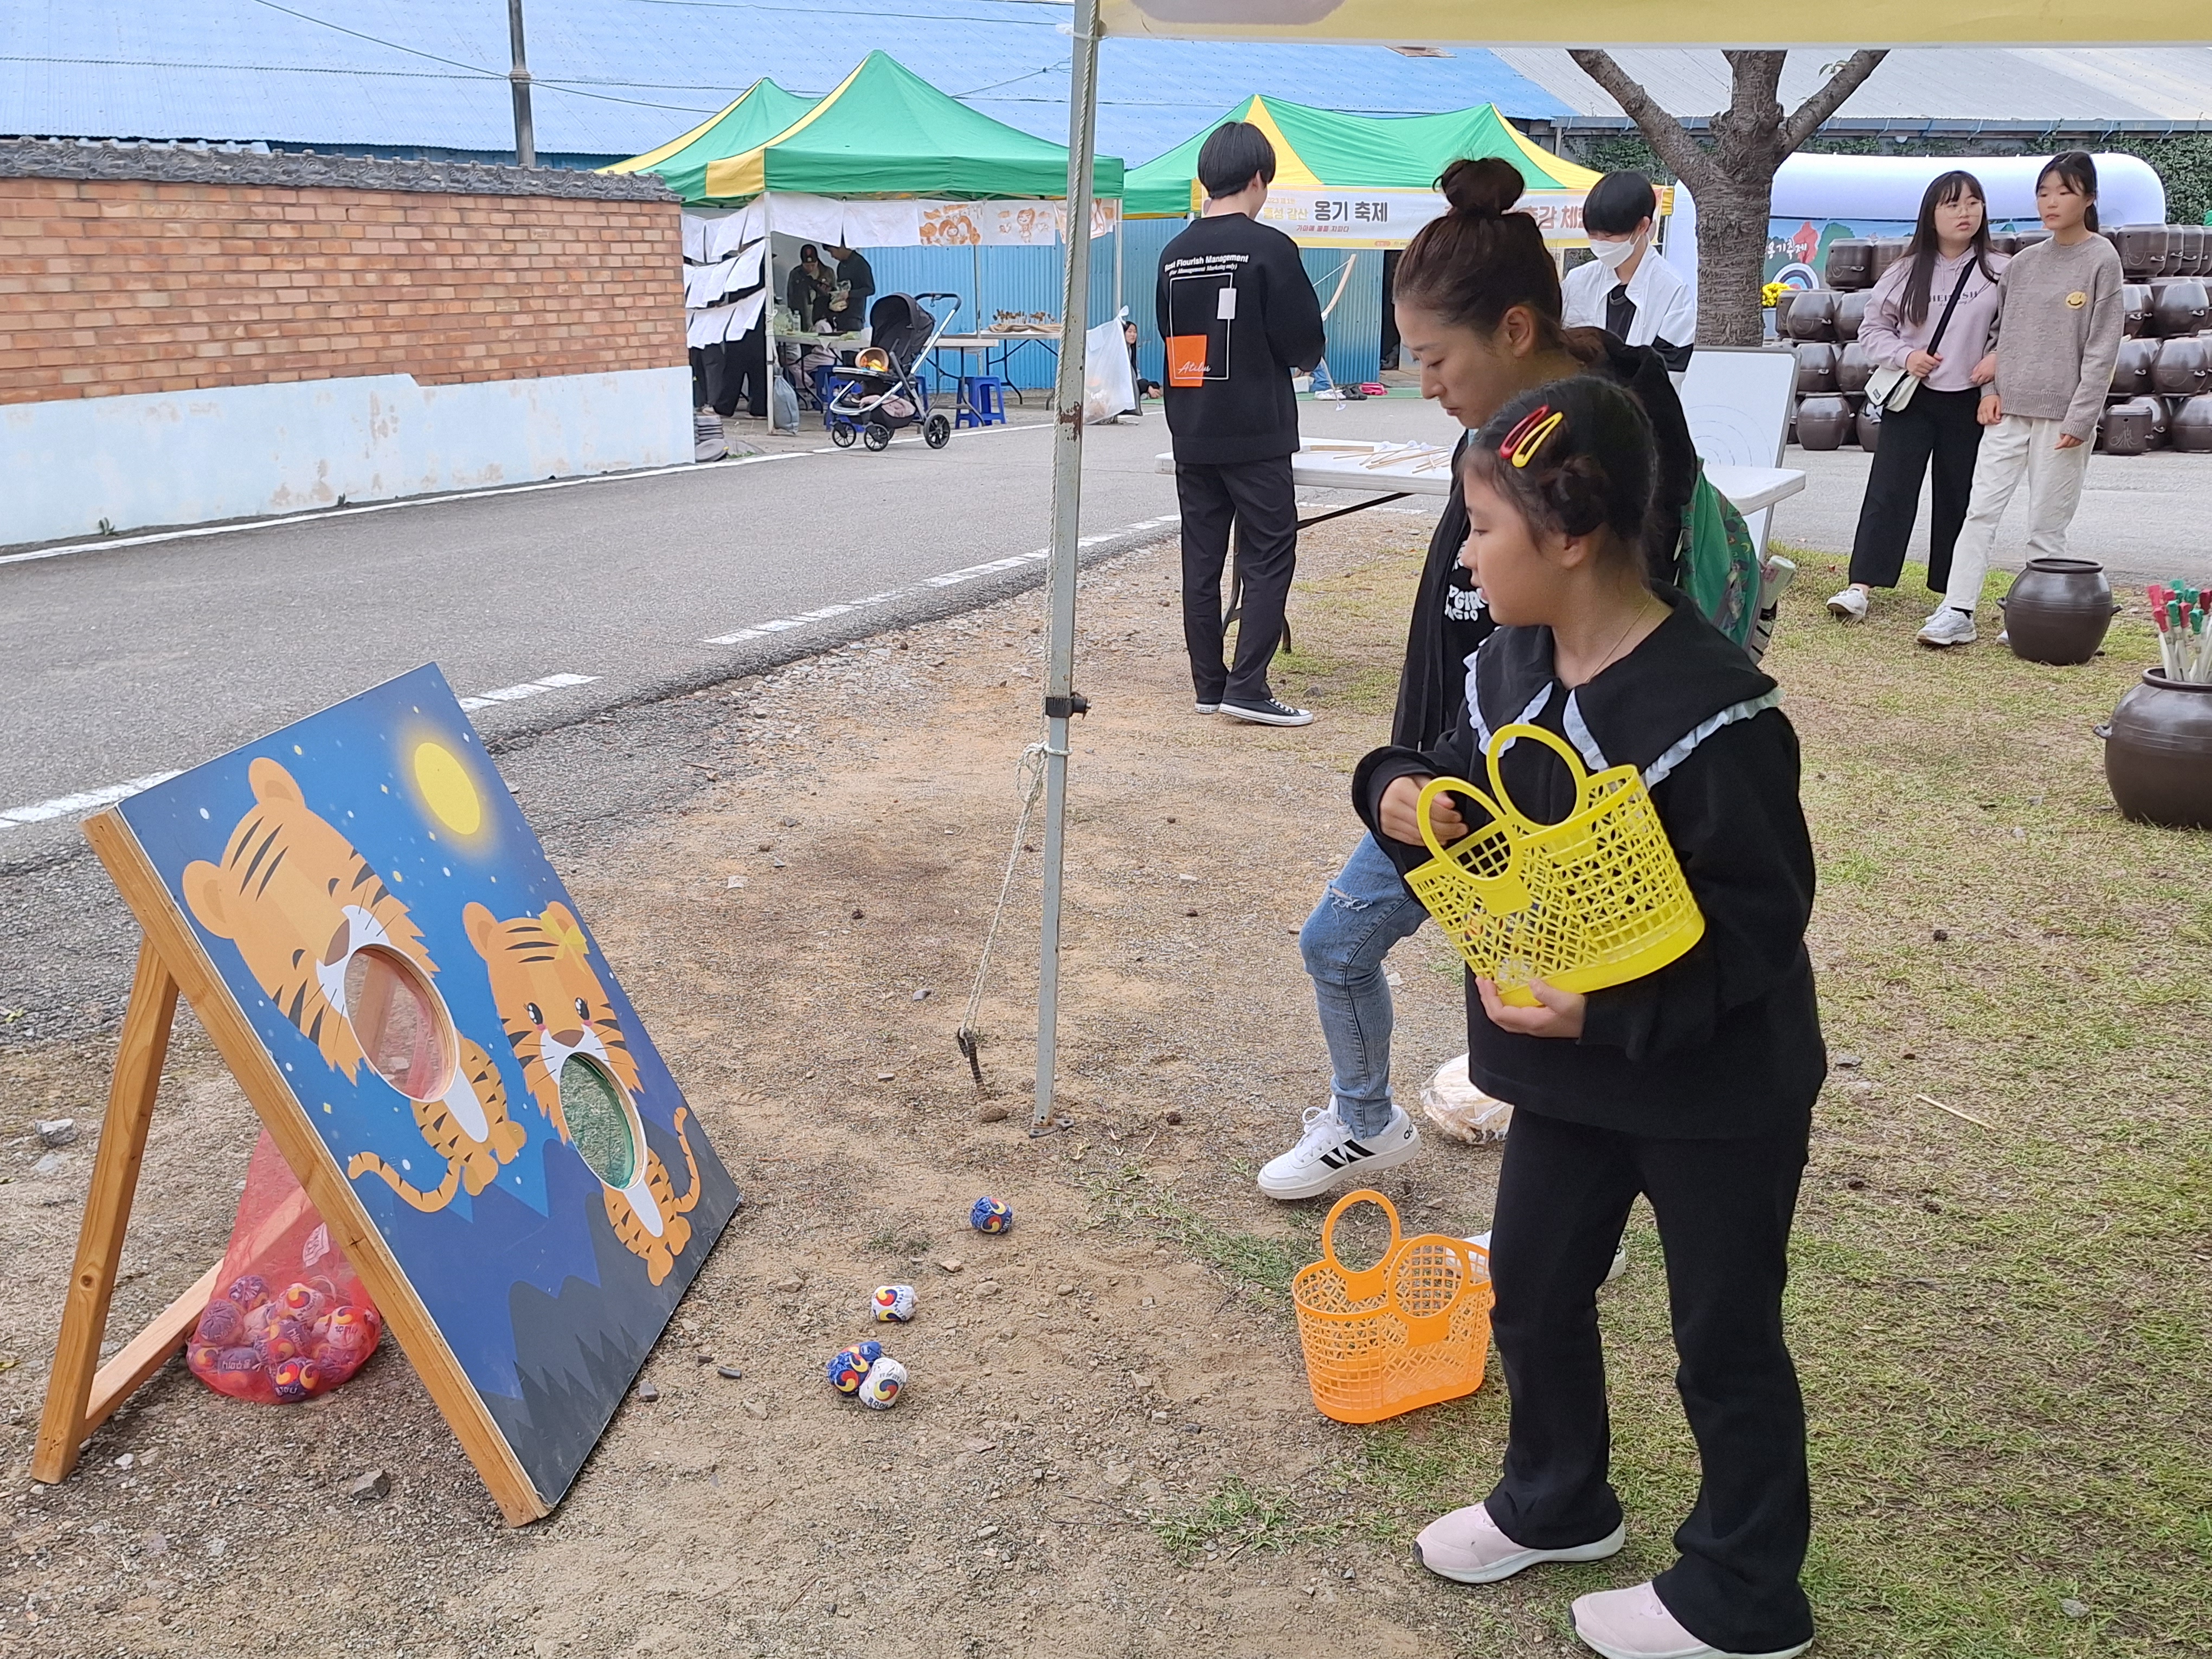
[1,1,1570,167]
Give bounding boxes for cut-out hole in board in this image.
[558,1056,639,1188]
[343,946,455,1101]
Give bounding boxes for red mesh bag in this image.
[186,1129,384,1404]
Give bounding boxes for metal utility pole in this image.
[1030,0,1102,1134]
[507,0,536,168]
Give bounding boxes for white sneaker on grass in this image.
[1194,700,1221,714]
[1467,1230,1629,1284]
[1824,586,1868,621]
[1916,608,1978,647]
[1256,1102,1420,1200]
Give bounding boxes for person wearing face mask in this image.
[1562,171,1695,378]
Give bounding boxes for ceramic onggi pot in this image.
[2171,392,2212,452]
[1794,340,1839,395]
[2152,278,2210,337]
[1825,240,1873,290]
[1836,340,1875,396]
[1785,290,1838,342]
[1794,393,1851,451]
[1854,400,1882,451]
[1834,291,1871,342]
[2106,224,2169,280]
[1868,237,1910,282]
[2122,284,2156,338]
[2101,672,2212,829]
[2111,336,2160,395]
[2014,228,2052,254]
[2098,398,2159,455]
[1999,557,2118,665]
[2152,335,2211,397]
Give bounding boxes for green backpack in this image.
[1679,462,1761,651]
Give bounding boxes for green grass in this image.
[1106,542,2212,1657]
[1151,1477,1343,1563]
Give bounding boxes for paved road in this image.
[0,395,1464,1039]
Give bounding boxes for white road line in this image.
[0,416,1050,569]
[454,671,599,711]
[701,513,1182,646]
[2,673,597,832]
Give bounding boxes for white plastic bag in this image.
[1083,314,1136,424]
[770,371,800,434]
[1419,1054,1514,1143]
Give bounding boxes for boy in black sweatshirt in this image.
[1358,377,1822,1659]
[1155,120,1327,726]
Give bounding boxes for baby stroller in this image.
[826,291,960,452]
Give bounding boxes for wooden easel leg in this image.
[33,939,179,1484]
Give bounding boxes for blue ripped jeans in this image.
[1299,832,1427,1139]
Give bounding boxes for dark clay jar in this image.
[1794,394,1851,451]
[1794,340,1839,395]
[2099,398,2159,455]
[2000,558,2117,665]
[1836,340,1874,396]
[1834,291,1871,342]
[2181,225,2210,278]
[1824,240,1873,289]
[1785,289,1838,342]
[2152,278,2210,337]
[1868,237,1909,282]
[2103,672,2212,829]
[1989,232,2020,257]
[2107,224,2168,279]
[1855,401,1882,451]
[2152,336,2210,396]
[2112,337,2160,395]
[2123,284,2156,338]
[2172,393,2212,451]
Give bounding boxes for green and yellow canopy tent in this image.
[600,77,818,204]
[607,52,1124,208]
[1123,95,1625,249]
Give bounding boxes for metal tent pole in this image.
[506,0,536,168]
[1031,0,1102,1135]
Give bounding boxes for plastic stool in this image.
[959,376,1007,429]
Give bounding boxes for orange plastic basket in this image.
[1290,1190,1493,1425]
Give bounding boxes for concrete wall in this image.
[0,142,686,543]
[2,366,691,545]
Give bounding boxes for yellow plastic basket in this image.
[1291,1191,1493,1425]
[1404,722,1705,1007]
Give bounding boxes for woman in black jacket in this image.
[1363,377,1821,1659]
[1258,155,1700,1204]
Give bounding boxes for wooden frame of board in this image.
[35,809,548,1523]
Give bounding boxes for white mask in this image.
[1589,233,1642,273]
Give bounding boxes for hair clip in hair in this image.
[1499,406,1565,469]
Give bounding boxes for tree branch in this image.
[1567,49,1719,195]
[1780,49,1890,151]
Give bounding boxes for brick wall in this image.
[0,145,683,405]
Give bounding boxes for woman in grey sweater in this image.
[1918,152,2124,648]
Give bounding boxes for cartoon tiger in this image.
[345,1035,526,1211]
[185,756,528,1214]
[464,899,701,1284]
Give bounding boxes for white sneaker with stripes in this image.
[1256,1102,1422,1200]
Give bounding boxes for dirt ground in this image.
[1,516,1535,1659]
[7,516,2207,1659]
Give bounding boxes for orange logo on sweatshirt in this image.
[1167,335,1209,387]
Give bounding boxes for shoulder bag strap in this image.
[1924,259,1974,356]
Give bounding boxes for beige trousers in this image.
[1940,413,2093,613]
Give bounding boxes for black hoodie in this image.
[1354,589,1824,1139]
[1389,330,1699,751]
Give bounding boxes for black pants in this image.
[1848,385,1983,592]
[722,324,769,419]
[1486,1109,1813,1655]
[1174,455,1297,706]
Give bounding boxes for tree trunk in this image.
[1569,48,1889,348]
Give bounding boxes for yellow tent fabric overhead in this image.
[1096,1,2211,44]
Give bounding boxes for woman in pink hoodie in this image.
[1826,172,2006,622]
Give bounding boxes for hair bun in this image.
[1438,156,1526,218]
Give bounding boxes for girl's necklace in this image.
[1570,601,1661,685]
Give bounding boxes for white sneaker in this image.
[1916,608,1978,647]
[1256,1102,1420,1200]
[1467,1230,1628,1284]
[1220,696,1315,727]
[1194,700,1221,715]
[1824,585,1868,621]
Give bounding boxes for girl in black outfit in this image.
[1358,376,1823,1659]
